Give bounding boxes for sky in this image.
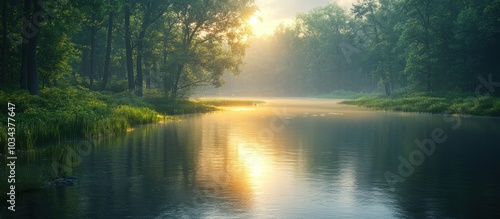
[251,0,357,36]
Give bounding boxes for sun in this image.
[248,15,261,28]
[245,11,273,36]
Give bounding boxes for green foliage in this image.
[106,80,129,93]
[342,93,500,116]
[113,105,158,125]
[0,87,261,151]
[0,87,164,151]
[158,0,257,98]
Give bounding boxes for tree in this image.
[101,0,115,90]
[452,0,500,92]
[1,0,6,84]
[20,0,42,94]
[398,0,438,92]
[296,4,354,93]
[135,0,169,96]
[353,0,402,95]
[165,0,256,98]
[124,1,135,91]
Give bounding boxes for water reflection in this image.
[2,99,500,218]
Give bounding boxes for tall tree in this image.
[296,3,353,93]
[101,0,115,90]
[1,0,6,84]
[124,1,135,91]
[135,0,169,96]
[20,0,41,94]
[353,0,401,95]
[399,0,436,92]
[167,0,256,98]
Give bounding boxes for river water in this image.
[3,98,500,218]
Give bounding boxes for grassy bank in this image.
[0,87,262,197]
[0,87,263,150]
[341,92,500,117]
[0,87,164,151]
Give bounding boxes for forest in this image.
[1,1,500,216]
[231,0,500,97]
[1,0,256,98]
[1,0,500,150]
[1,0,499,97]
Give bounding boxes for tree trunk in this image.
[136,37,144,96]
[27,0,40,95]
[20,0,31,90]
[89,13,96,90]
[147,60,154,89]
[172,64,183,99]
[425,28,432,92]
[136,4,152,97]
[101,10,113,90]
[1,0,7,84]
[124,4,135,91]
[81,48,89,77]
[384,82,392,96]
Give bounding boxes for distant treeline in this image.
[235,0,500,96]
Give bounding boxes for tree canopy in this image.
[0,0,256,98]
[1,0,499,97]
[224,0,500,97]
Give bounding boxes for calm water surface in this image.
[3,98,500,218]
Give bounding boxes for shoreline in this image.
[0,88,262,198]
[339,93,500,117]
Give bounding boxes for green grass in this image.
[143,96,264,115]
[314,89,377,99]
[341,92,500,116]
[0,88,264,150]
[0,87,165,151]
[0,87,262,196]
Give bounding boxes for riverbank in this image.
[0,88,262,198]
[0,88,262,150]
[340,92,500,117]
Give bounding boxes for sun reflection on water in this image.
[236,141,269,188]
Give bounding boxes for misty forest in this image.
[1,0,500,218]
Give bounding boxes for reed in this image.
[0,88,165,151]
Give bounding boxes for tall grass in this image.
[0,88,261,196]
[0,88,163,151]
[0,88,262,151]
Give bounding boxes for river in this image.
[2,98,500,218]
